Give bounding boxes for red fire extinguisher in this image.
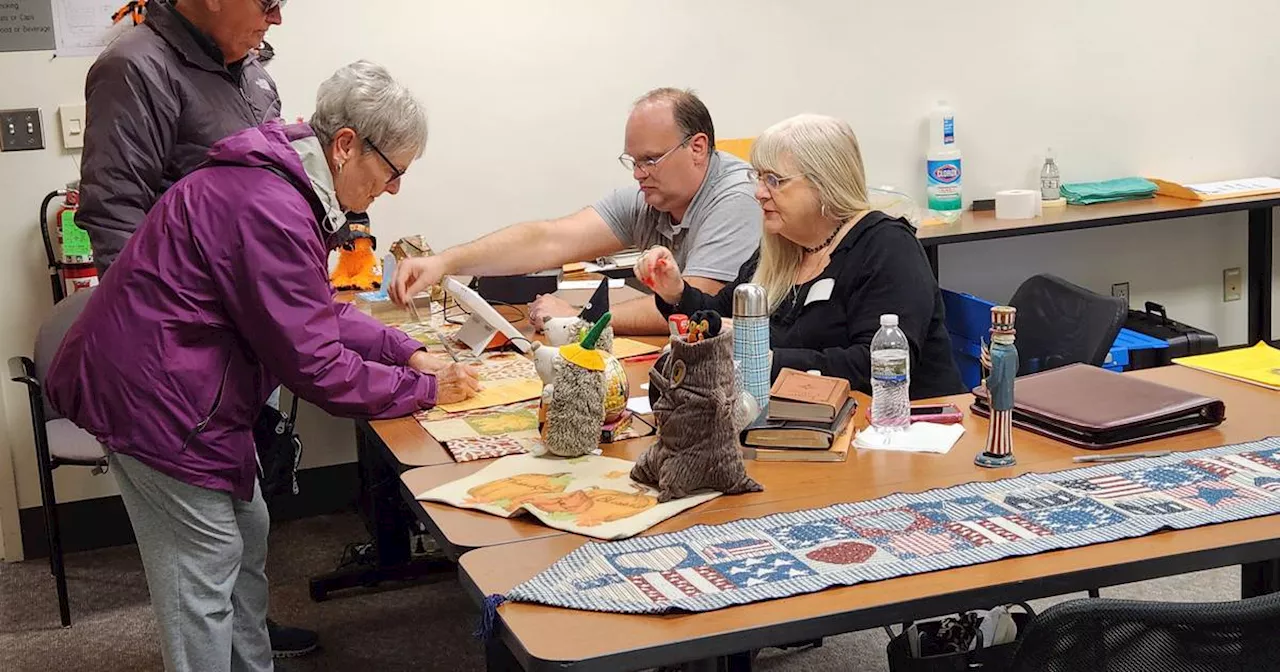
[41,181,99,303]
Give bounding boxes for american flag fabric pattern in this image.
[507,438,1280,615]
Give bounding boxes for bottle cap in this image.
[732,284,769,318]
[880,314,899,327]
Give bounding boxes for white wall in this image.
[2,0,1279,558]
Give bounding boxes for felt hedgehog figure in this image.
[541,313,612,458]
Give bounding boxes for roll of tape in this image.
[995,189,1042,220]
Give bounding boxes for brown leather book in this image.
[971,363,1226,450]
[768,368,852,422]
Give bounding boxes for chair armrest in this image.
[7,356,38,390]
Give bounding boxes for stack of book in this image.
[739,368,856,462]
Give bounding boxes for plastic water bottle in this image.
[926,101,963,224]
[1040,148,1061,201]
[870,314,911,431]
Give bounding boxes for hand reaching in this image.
[635,246,685,305]
[390,255,449,307]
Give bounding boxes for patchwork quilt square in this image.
[1123,464,1219,491]
[765,520,861,551]
[1011,498,1127,534]
[908,496,1017,523]
[1163,481,1271,510]
[605,543,703,577]
[1055,475,1152,500]
[710,553,816,588]
[992,485,1080,512]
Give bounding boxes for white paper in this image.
[626,396,652,415]
[1186,177,1280,196]
[854,422,965,454]
[559,278,624,290]
[52,0,126,58]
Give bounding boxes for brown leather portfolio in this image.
[971,364,1226,449]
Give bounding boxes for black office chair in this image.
[7,288,107,628]
[1008,592,1280,671]
[1008,274,1127,376]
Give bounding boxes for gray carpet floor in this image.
[0,512,1242,672]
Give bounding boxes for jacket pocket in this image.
[180,357,233,452]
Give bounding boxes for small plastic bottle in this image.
[1040,148,1061,201]
[870,314,911,431]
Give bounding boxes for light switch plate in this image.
[0,108,45,151]
[58,104,86,150]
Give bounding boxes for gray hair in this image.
[310,61,428,159]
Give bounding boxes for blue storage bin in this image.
[942,289,1170,390]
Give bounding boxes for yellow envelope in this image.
[611,337,662,359]
[437,378,544,414]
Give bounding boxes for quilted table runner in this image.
[500,438,1280,614]
[417,454,721,540]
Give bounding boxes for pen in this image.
[408,300,460,363]
[1072,450,1172,464]
[623,353,663,363]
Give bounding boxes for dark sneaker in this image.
[268,618,319,658]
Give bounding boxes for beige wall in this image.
[3,0,1280,560]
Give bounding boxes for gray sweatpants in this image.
[110,452,273,672]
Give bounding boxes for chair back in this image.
[34,288,96,420]
[715,137,755,161]
[1009,592,1280,671]
[1008,274,1125,376]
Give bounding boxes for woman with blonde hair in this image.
[637,113,961,398]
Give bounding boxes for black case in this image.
[1124,301,1218,369]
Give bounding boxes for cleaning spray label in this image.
[927,159,962,211]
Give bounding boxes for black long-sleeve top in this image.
[655,211,964,400]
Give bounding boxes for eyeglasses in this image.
[366,139,407,185]
[259,0,287,13]
[618,134,694,173]
[747,168,804,191]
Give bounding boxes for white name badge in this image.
[805,278,835,305]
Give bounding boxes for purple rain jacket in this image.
[46,121,436,500]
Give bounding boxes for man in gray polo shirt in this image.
[390,88,762,335]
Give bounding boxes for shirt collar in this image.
[288,134,348,238]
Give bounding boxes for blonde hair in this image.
[749,114,870,312]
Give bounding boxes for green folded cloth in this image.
[1060,177,1158,205]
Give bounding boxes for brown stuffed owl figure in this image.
[632,313,762,502]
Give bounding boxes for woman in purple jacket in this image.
[45,61,476,672]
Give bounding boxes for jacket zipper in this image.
[180,357,232,452]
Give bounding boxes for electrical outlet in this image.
[1111,282,1130,310]
[0,108,45,151]
[1223,267,1242,302]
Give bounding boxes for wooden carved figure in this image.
[976,306,1018,468]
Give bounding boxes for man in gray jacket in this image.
[75,0,318,659]
[78,0,282,276]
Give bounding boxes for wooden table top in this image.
[458,366,1280,670]
[917,193,1280,246]
[408,365,1276,556]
